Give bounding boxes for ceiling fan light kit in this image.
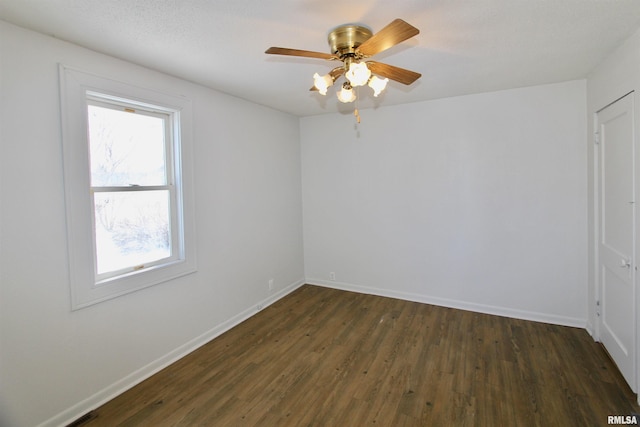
[266,19,421,115]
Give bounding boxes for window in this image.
[60,65,196,309]
[87,96,179,282]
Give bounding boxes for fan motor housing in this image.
[327,24,372,57]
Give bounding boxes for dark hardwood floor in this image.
[79,285,639,426]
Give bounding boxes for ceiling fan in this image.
[265,19,421,115]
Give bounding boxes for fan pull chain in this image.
[354,87,361,123]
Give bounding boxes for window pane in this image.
[94,190,172,275]
[88,104,167,186]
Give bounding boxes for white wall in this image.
[301,80,588,325]
[586,27,640,390]
[0,21,304,427]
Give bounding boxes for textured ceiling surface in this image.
[1,0,640,116]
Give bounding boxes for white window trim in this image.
[59,64,197,310]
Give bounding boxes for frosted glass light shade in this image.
[337,85,356,103]
[345,62,371,87]
[313,73,333,95]
[368,76,389,97]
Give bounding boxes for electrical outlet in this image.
[268,279,274,290]
[329,272,335,281]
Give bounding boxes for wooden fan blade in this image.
[366,61,421,85]
[310,67,345,91]
[265,47,338,60]
[356,19,419,57]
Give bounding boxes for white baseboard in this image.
[41,278,305,427]
[306,278,587,329]
[585,320,596,339]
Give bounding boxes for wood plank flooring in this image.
[79,285,639,426]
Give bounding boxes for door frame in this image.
[593,90,638,397]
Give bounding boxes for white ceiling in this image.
[2,0,640,116]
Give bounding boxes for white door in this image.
[597,92,636,392]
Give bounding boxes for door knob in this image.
[621,258,632,268]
